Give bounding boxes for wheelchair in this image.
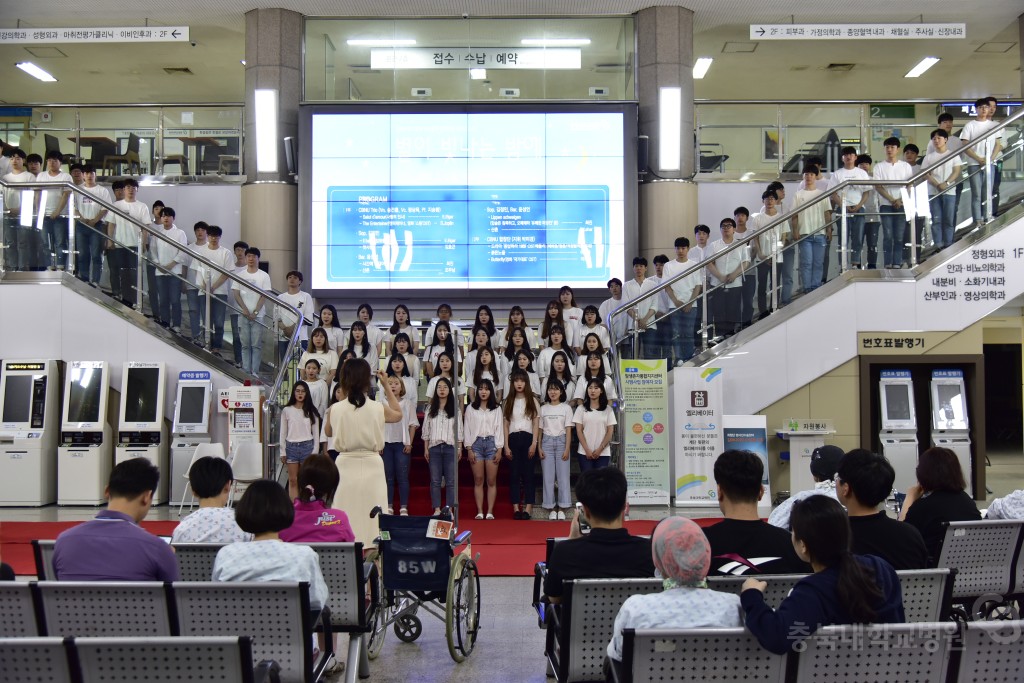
[365,506,481,662]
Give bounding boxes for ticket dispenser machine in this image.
[170,371,213,506]
[879,370,919,493]
[58,361,112,505]
[116,362,169,504]
[929,369,973,493]
[0,359,61,506]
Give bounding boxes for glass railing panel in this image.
[76,107,160,176]
[695,104,780,176]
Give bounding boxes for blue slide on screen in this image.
[310,111,626,291]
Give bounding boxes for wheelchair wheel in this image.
[363,548,388,659]
[445,553,481,662]
[394,613,422,642]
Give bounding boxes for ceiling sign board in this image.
[749,24,965,40]
[370,47,581,70]
[0,26,190,44]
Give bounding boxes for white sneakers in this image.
[548,510,558,520]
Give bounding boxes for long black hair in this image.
[346,320,372,357]
[790,496,883,623]
[503,326,531,362]
[428,377,456,419]
[474,305,497,337]
[287,380,321,427]
[429,320,455,356]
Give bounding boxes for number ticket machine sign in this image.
[0,359,61,506]
[929,369,972,493]
[170,371,213,506]
[879,369,919,493]
[58,361,113,505]
[116,362,169,504]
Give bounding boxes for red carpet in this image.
[1,517,723,578]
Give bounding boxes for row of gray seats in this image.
[935,519,1024,614]
[612,620,1024,683]
[0,635,277,683]
[544,569,956,683]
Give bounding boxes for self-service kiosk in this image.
[929,369,973,493]
[116,362,169,504]
[58,361,112,505]
[170,371,213,506]
[0,359,61,506]
[879,369,919,493]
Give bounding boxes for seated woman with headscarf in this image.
[606,517,743,662]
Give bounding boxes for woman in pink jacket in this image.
[280,455,355,543]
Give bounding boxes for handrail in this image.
[0,177,301,475]
[608,104,1024,341]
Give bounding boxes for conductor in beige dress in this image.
[326,359,402,546]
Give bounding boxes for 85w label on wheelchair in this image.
[397,560,439,574]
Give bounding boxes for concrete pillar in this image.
[639,180,698,259]
[242,8,301,289]
[636,6,694,179]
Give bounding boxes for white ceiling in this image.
[0,1,1020,103]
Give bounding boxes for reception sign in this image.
[620,359,670,505]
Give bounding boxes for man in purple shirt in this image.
[53,458,179,581]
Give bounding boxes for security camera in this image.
[462,12,469,19]
[190,41,197,47]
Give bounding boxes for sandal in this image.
[485,513,495,520]
[475,512,484,520]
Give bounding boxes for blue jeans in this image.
[43,215,68,269]
[428,443,456,509]
[75,220,105,284]
[106,247,137,304]
[863,221,880,268]
[577,454,610,472]
[541,433,571,508]
[844,208,865,266]
[238,315,265,373]
[381,441,410,509]
[186,287,202,339]
[673,307,697,363]
[156,275,182,328]
[798,234,827,293]
[879,206,906,268]
[198,293,227,349]
[231,315,243,364]
[5,216,30,271]
[930,194,956,249]
[508,431,536,506]
[779,243,795,305]
[968,165,996,223]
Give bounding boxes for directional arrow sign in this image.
[749,23,965,40]
[0,26,191,44]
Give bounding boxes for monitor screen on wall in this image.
[305,104,635,294]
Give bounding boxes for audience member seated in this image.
[741,496,905,654]
[835,449,928,570]
[606,517,742,662]
[703,450,811,574]
[213,479,329,610]
[280,455,355,543]
[53,459,179,581]
[171,456,252,543]
[768,445,843,530]
[898,446,981,565]
[543,467,655,603]
[986,489,1024,519]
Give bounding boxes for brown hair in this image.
[916,446,967,493]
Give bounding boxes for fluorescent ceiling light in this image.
[254,88,278,174]
[16,62,57,82]
[470,68,486,80]
[521,38,591,47]
[693,57,713,79]
[905,57,940,78]
[658,86,682,172]
[346,39,416,47]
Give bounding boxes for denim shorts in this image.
[285,439,315,463]
[471,435,498,461]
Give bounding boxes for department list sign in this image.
[620,359,670,505]
[0,26,190,44]
[750,24,965,40]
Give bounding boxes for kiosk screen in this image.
[178,386,207,425]
[124,368,160,423]
[2,376,32,423]
[67,368,102,424]
[884,384,912,421]
[935,384,967,430]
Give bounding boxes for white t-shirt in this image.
[707,238,750,287]
[76,183,113,221]
[598,297,627,343]
[275,290,314,343]
[576,323,611,351]
[926,134,963,158]
[572,405,617,457]
[827,166,870,207]
[540,402,574,438]
[36,170,73,214]
[623,277,658,330]
[111,199,151,248]
[195,244,236,295]
[922,151,962,197]
[2,170,35,212]
[572,376,618,402]
[959,119,1003,165]
[749,210,782,260]
[872,160,914,206]
[231,267,273,318]
[151,225,188,276]
[662,258,702,305]
[790,188,829,236]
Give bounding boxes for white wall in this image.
[0,281,241,447]
[136,184,243,250]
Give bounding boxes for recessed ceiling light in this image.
[470,68,486,80]
[905,57,939,78]
[693,57,713,79]
[346,39,416,47]
[16,62,57,82]
[521,38,591,47]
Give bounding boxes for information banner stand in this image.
[672,367,724,507]
[619,359,670,505]
[724,415,772,516]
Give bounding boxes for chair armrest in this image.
[254,660,282,683]
[532,562,549,628]
[364,561,380,626]
[607,655,626,683]
[453,530,472,548]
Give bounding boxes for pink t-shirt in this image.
[280,500,355,543]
